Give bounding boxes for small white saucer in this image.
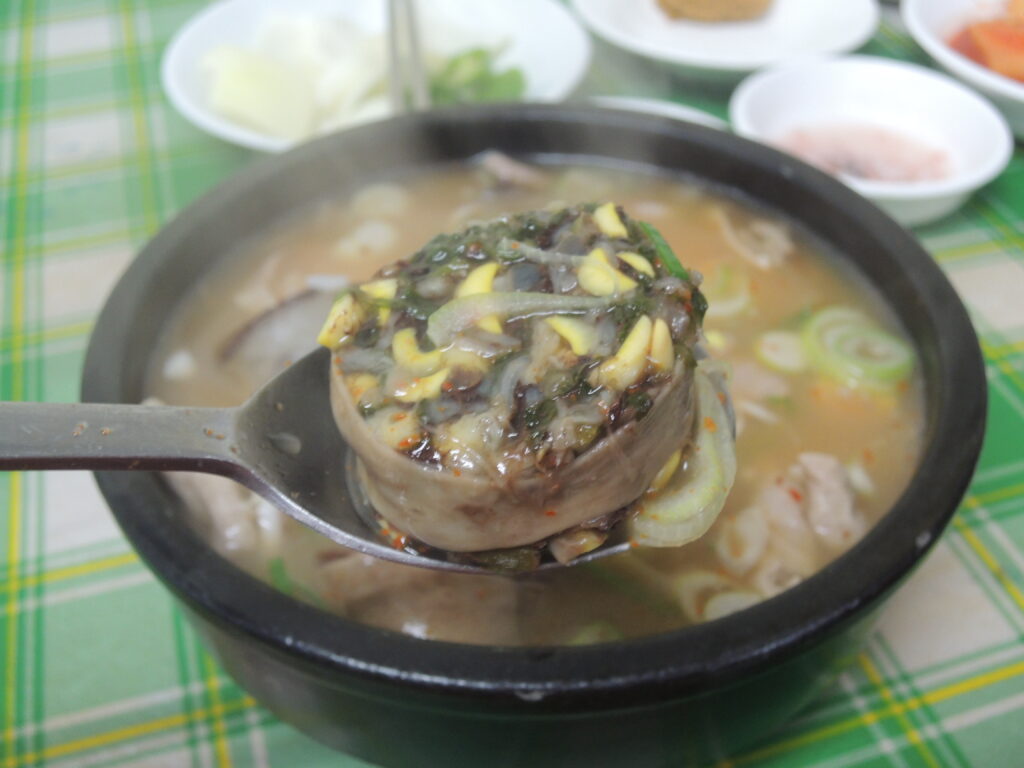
[730,55,1013,227]
[570,0,880,81]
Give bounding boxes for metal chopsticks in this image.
[386,0,431,113]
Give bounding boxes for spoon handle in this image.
[0,402,239,473]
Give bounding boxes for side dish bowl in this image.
[589,95,728,129]
[82,107,985,767]
[903,0,1024,139]
[570,0,879,82]
[162,0,591,152]
[730,55,1013,227]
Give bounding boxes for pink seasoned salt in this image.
[777,122,952,184]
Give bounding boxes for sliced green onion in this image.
[802,306,913,389]
[803,307,868,347]
[704,263,751,320]
[268,557,293,594]
[637,221,689,280]
[630,365,737,547]
[427,292,613,346]
[755,330,807,373]
[582,559,681,617]
[430,48,526,104]
[566,621,625,645]
[268,557,325,608]
[829,327,913,383]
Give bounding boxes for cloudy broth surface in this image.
[148,161,923,646]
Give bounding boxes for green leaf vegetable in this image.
[430,48,526,104]
[637,221,690,281]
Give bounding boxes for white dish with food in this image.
[162,0,591,152]
[903,0,1024,138]
[730,55,1013,227]
[570,0,879,81]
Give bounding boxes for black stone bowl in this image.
[81,106,985,768]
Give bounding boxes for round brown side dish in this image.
[82,106,985,767]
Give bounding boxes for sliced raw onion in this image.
[497,238,583,267]
[673,570,733,622]
[427,292,613,346]
[755,330,807,373]
[714,506,768,577]
[703,590,762,621]
[630,364,737,547]
[703,264,750,320]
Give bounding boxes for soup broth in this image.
[148,159,923,646]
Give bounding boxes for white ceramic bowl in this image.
[571,0,879,82]
[162,0,592,152]
[730,55,1013,227]
[903,0,1024,139]
[589,96,727,129]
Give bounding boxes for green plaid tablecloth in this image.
[2,2,1023,766]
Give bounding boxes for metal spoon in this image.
[0,347,631,574]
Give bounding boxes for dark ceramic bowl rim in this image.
[82,105,985,711]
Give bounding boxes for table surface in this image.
[2,2,1024,767]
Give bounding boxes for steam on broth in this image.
[148,158,923,646]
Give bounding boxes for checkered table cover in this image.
[2,2,1023,766]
